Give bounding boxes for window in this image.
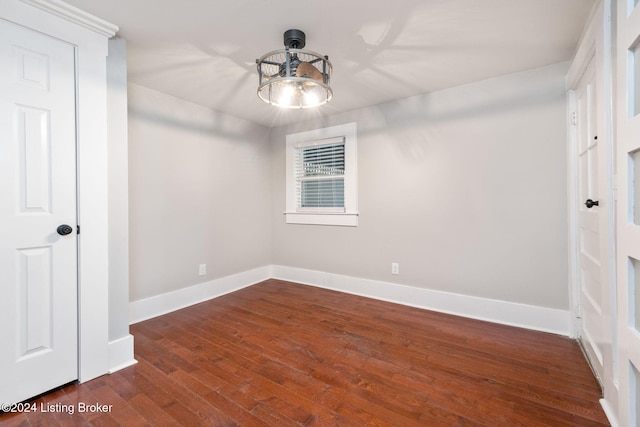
[285,122,357,226]
[296,137,345,209]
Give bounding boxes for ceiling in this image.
[64,0,595,128]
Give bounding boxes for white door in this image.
[0,19,78,404]
[617,1,640,425]
[575,57,606,384]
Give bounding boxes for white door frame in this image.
[0,0,118,383]
[566,0,619,421]
[615,0,640,424]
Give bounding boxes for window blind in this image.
[295,138,345,209]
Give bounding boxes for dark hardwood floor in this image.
[1,279,609,426]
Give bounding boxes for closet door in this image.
[575,56,607,385]
[0,19,78,404]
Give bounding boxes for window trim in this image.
[285,122,358,226]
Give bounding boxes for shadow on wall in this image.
[273,62,567,168]
[127,83,268,143]
[362,62,568,137]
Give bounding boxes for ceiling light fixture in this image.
[256,29,333,109]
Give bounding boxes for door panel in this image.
[0,19,78,404]
[17,246,53,359]
[17,106,52,213]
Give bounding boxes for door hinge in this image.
[77,225,80,235]
[571,111,577,126]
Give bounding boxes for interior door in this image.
[0,19,78,404]
[575,56,606,384]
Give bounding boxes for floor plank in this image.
[1,279,609,426]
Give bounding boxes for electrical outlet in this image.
[391,262,399,275]
[199,264,207,276]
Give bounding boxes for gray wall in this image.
[127,61,569,312]
[128,84,271,302]
[269,62,570,310]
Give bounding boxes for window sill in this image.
[284,212,358,227]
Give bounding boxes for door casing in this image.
[566,0,618,421]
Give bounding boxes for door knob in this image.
[56,224,73,236]
[584,199,599,209]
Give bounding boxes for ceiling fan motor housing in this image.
[279,54,301,78]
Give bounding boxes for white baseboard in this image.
[129,265,272,324]
[128,264,571,336]
[107,334,137,374]
[599,398,619,427]
[271,265,572,336]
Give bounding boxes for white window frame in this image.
[285,122,358,226]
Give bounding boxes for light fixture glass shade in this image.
[257,48,333,109]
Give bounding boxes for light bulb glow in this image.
[302,89,320,107]
[277,83,296,106]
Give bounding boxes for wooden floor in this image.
[1,279,609,426]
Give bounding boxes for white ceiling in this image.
[64,0,595,127]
